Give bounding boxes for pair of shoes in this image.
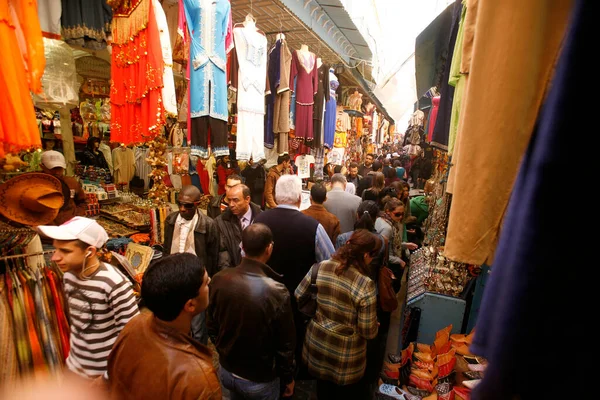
[462,379,481,390]
[379,384,407,399]
[380,372,399,386]
[384,361,401,372]
[389,353,403,364]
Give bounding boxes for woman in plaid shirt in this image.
[295,229,381,399]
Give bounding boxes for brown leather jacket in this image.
[302,204,341,243]
[263,166,282,209]
[107,312,221,400]
[207,258,296,384]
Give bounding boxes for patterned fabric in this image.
[295,260,378,385]
[0,276,18,385]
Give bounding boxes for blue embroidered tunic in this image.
[183,0,232,122]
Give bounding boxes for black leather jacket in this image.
[207,258,296,384]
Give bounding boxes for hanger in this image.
[276,16,285,41]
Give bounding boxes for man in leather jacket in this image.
[207,223,296,399]
[107,253,221,399]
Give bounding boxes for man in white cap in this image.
[37,217,139,379]
[40,150,87,225]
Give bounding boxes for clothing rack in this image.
[0,250,54,261]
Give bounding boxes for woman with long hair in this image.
[81,136,109,169]
[361,171,385,205]
[295,229,381,399]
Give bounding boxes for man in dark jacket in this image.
[207,174,243,219]
[214,184,262,270]
[264,154,290,209]
[163,185,219,345]
[241,158,266,207]
[208,223,296,398]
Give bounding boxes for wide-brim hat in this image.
[0,173,65,226]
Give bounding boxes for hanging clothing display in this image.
[444,0,572,265]
[181,0,233,158]
[431,0,462,150]
[265,38,292,153]
[0,0,44,158]
[61,0,112,49]
[231,23,267,162]
[335,106,350,132]
[109,0,165,144]
[134,147,152,189]
[113,146,136,185]
[153,0,177,117]
[427,96,440,142]
[447,3,467,156]
[323,69,338,149]
[295,154,315,179]
[290,49,318,143]
[38,0,62,39]
[312,63,330,148]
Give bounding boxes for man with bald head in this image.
[214,184,262,269]
[163,185,219,344]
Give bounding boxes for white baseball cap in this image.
[41,150,66,169]
[36,216,109,248]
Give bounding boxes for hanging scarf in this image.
[383,213,404,260]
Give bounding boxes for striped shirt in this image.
[63,263,139,378]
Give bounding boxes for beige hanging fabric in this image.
[444,0,573,265]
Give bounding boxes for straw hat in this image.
[0,173,65,225]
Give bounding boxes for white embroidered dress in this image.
[233,25,267,161]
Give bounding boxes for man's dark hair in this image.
[367,153,376,159]
[277,154,290,165]
[141,253,206,322]
[372,160,383,172]
[349,162,359,169]
[242,223,273,258]
[333,165,344,174]
[310,184,327,204]
[227,174,243,183]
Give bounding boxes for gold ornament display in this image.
[146,136,169,204]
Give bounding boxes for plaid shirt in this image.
[295,260,378,385]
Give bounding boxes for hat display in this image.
[0,173,64,225]
[37,216,109,248]
[41,150,66,169]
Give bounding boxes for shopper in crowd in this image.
[215,184,262,270]
[323,163,335,181]
[39,150,87,225]
[208,223,296,399]
[295,229,380,399]
[241,158,266,207]
[357,160,382,197]
[345,182,356,195]
[36,217,139,379]
[358,153,375,177]
[362,171,385,206]
[108,253,221,400]
[393,160,406,181]
[323,173,362,234]
[385,165,400,187]
[163,185,218,345]
[346,162,363,190]
[216,154,237,195]
[264,154,290,209]
[302,183,340,243]
[255,174,335,372]
[207,174,243,219]
[382,157,392,178]
[80,136,109,170]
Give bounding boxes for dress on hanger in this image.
[231,24,267,161]
[110,0,165,144]
[181,0,233,158]
[0,0,44,158]
[61,0,112,49]
[312,63,330,149]
[323,69,338,149]
[290,49,318,143]
[153,0,177,117]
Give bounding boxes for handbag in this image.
[378,236,399,312]
[297,262,321,318]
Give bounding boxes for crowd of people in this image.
[13,147,433,400]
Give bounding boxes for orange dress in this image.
[0,0,45,158]
[110,0,165,144]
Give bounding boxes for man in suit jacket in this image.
[323,173,362,234]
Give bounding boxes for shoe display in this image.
[462,379,481,390]
[389,353,403,364]
[384,361,401,372]
[379,384,408,399]
[462,371,483,380]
